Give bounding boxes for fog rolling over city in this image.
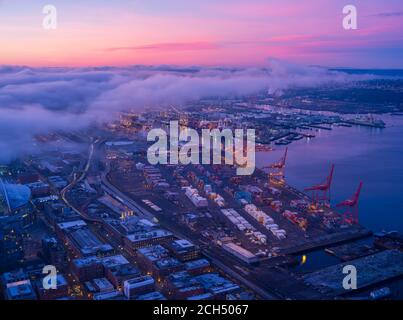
[0,61,377,163]
[1,0,403,306]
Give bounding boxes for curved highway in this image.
[61,139,102,223]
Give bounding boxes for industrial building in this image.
[167,239,200,262]
[136,245,184,278]
[1,269,37,300]
[124,229,174,253]
[184,259,211,275]
[56,220,114,257]
[222,242,259,265]
[124,275,155,299]
[71,256,104,282]
[37,274,69,300]
[136,291,167,300]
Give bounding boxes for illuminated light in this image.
[301,255,307,265]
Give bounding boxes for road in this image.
[102,163,282,299]
[100,163,155,221]
[61,139,102,223]
[201,248,278,300]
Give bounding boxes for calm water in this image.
[256,115,403,234]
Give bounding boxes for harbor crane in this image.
[304,164,335,209]
[336,181,363,224]
[262,147,288,185]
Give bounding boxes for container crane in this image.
[304,164,335,209]
[336,182,363,224]
[262,147,288,185]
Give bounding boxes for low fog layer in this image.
[0,60,377,163]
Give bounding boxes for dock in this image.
[302,250,403,296]
[325,242,380,261]
[280,227,372,255]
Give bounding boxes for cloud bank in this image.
[0,60,378,163]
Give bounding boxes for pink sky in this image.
[0,0,402,68]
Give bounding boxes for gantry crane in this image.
[336,182,363,224]
[304,164,335,209]
[262,147,288,185]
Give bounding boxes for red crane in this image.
[336,181,363,224]
[262,147,288,185]
[304,164,335,208]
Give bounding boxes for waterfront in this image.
[257,114,403,234]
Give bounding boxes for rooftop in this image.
[105,217,156,236]
[155,257,182,270]
[187,293,213,300]
[124,275,154,288]
[171,239,196,251]
[126,229,172,243]
[7,280,36,299]
[136,291,166,300]
[93,277,114,291]
[2,269,28,284]
[93,290,123,300]
[137,245,168,261]
[108,264,140,278]
[185,259,210,270]
[57,219,87,230]
[101,255,129,269]
[193,273,240,295]
[72,256,101,268]
[68,227,113,256]
[0,181,31,211]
